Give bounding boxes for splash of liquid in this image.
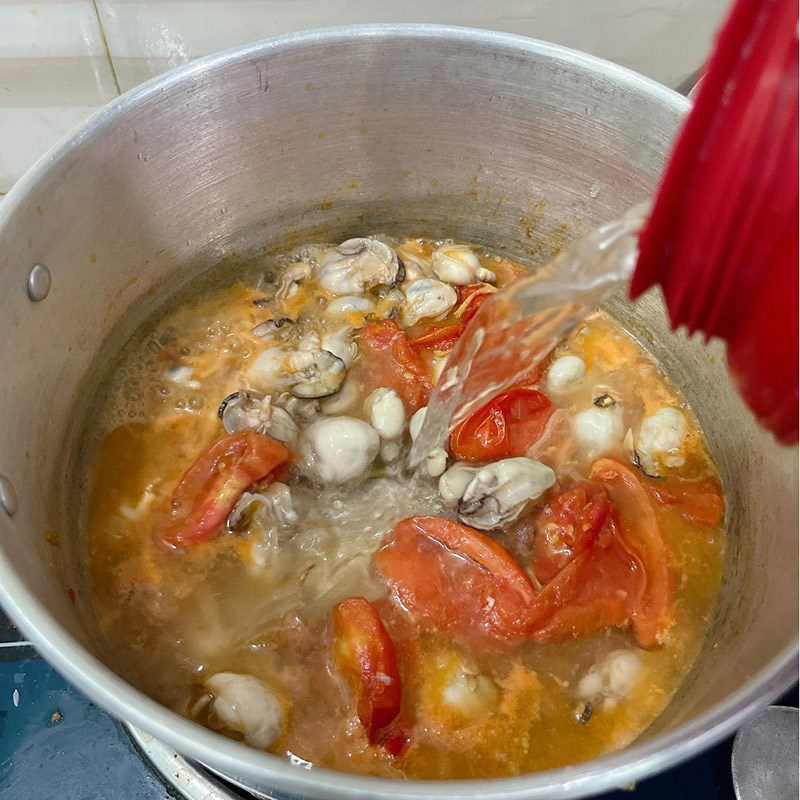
[409,203,648,467]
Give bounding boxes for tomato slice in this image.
[331,597,403,743]
[590,458,672,648]
[646,475,725,527]
[376,511,639,646]
[377,485,670,649]
[519,469,671,647]
[442,289,554,412]
[375,718,412,758]
[450,387,554,462]
[520,481,636,639]
[531,482,612,584]
[374,516,538,645]
[357,320,433,414]
[529,526,639,641]
[409,284,494,352]
[161,431,289,548]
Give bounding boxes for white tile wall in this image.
[2,0,729,192]
[97,0,728,92]
[0,0,119,192]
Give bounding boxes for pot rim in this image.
[0,24,796,800]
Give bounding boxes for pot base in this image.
[126,724,279,800]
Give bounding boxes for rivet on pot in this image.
[27,263,52,302]
[0,475,18,517]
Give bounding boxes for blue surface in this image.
[0,659,170,800]
[0,617,796,800]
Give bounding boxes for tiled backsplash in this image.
[0,1,117,191]
[1,0,728,194]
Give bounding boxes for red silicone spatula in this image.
[632,0,799,443]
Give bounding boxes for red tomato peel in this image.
[374,516,538,646]
[358,320,433,414]
[590,459,672,648]
[161,431,289,548]
[645,475,725,528]
[450,387,554,462]
[332,597,403,743]
[409,284,494,352]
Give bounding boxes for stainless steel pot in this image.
[0,25,796,800]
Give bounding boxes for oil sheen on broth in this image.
[85,235,726,779]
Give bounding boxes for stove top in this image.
[1,611,795,800]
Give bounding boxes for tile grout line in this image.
[90,0,122,96]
